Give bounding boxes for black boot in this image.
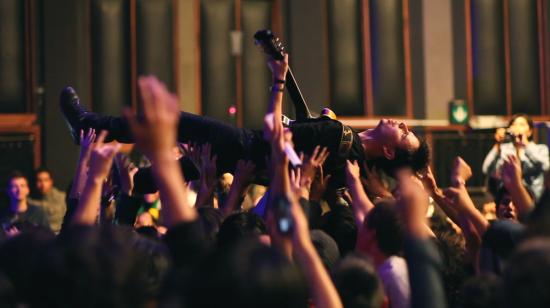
[59,86,88,145]
[59,86,134,144]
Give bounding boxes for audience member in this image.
[29,168,67,233]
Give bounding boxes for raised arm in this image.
[345,160,375,227]
[124,76,197,227]
[501,154,534,219]
[69,128,96,198]
[72,131,120,225]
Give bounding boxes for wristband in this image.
[270,85,284,92]
[274,78,286,84]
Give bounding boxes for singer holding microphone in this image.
[482,114,550,200]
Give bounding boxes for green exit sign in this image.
[449,100,469,125]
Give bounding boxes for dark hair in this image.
[310,229,341,271]
[508,113,534,140]
[27,225,152,307]
[0,228,55,302]
[503,238,550,308]
[5,171,27,187]
[217,212,267,247]
[320,206,357,256]
[35,167,52,176]
[365,200,403,256]
[375,138,430,177]
[197,207,223,243]
[461,273,502,308]
[187,239,308,308]
[331,254,384,308]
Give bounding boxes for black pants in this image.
[92,111,269,174]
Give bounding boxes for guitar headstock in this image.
[254,29,285,60]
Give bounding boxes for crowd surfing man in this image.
[59,54,429,187]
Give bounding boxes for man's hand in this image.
[233,159,256,190]
[451,156,472,187]
[501,154,523,190]
[267,53,289,81]
[310,165,331,202]
[395,169,431,238]
[123,76,180,162]
[114,153,138,196]
[199,143,218,189]
[87,131,121,182]
[300,146,329,189]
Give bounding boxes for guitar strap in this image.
[339,125,354,158]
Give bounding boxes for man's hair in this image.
[374,138,430,177]
[310,229,341,271]
[35,167,52,176]
[5,170,27,187]
[331,254,384,308]
[217,212,267,247]
[365,199,403,256]
[27,225,152,307]
[320,206,357,256]
[197,207,223,243]
[503,238,550,308]
[187,239,308,308]
[461,273,502,308]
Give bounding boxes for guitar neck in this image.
[285,68,312,120]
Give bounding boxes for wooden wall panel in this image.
[0,0,26,113]
[91,0,131,115]
[369,0,407,116]
[200,0,235,123]
[241,0,272,129]
[508,0,540,114]
[327,0,364,116]
[136,0,174,90]
[471,0,506,115]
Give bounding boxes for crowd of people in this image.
[1,54,550,308]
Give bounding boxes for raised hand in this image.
[501,154,523,190]
[309,165,331,202]
[199,143,218,188]
[80,128,96,155]
[301,146,329,185]
[87,131,121,182]
[114,153,139,196]
[451,156,472,187]
[267,53,289,81]
[123,76,180,162]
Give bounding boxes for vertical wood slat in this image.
[362,0,374,116]
[195,0,202,114]
[465,0,474,114]
[402,0,413,118]
[24,0,35,112]
[173,0,180,106]
[538,0,547,114]
[235,0,243,127]
[503,0,512,115]
[130,0,137,109]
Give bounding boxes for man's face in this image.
[497,194,518,221]
[372,119,420,157]
[7,177,30,202]
[36,171,53,195]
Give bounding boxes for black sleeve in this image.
[482,220,525,259]
[115,193,143,226]
[404,237,447,308]
[163,220,209,270]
